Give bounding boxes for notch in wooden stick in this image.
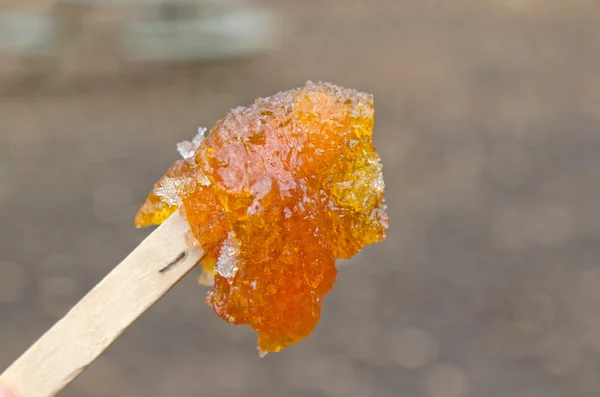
[0,213,204,397]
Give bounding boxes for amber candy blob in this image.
[135,81,389,355]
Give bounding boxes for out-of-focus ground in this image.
[2,0,600,396]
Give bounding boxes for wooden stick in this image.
[0,213,204,397]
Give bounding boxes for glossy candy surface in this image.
[135,82,388,354]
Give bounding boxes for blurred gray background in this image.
[2,0,600,396]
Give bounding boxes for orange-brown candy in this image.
[135,81,388,355]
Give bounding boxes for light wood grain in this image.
[0,213,203,397]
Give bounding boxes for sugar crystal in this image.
[216,232,240,279]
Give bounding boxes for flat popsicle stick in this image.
[0,213,204,397]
